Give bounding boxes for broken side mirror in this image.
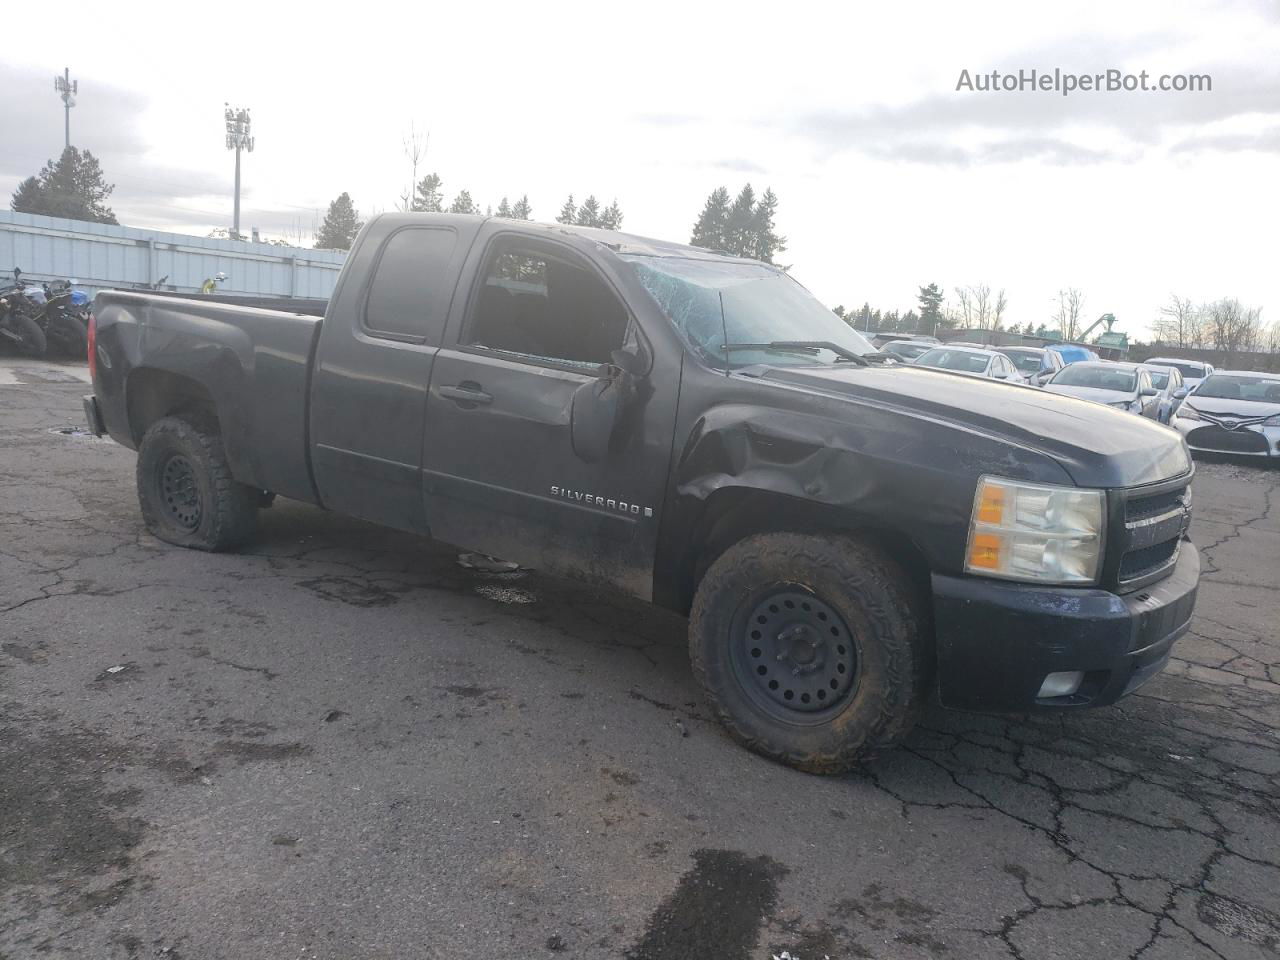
[571,363,635,464]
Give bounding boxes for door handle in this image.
[439,383,493,405]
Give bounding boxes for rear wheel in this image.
[689,533,928,773]
[48,313,88,358]
[136,416,258,551]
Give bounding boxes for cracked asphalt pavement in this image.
[2,363,1278,960]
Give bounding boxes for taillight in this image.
[86,312,96,378]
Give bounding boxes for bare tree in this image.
[1152,295,1203,348]
[1206,298,1264,360]
[954,284,997,330]
[397,123,428,212]
[1052,288,1085,340]
[993,289,1008,330]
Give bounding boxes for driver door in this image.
[420,231,677,599]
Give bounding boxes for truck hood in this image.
[755,364,1190,488]
[1041,384,1133,406]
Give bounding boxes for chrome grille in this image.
[1111,477,1192,592]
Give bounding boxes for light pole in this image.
[54,68,77,150]
[224,105,254,240]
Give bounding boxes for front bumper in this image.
[932,542,1199,712]
[1172,418,1279,457]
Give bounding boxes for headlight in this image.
[1176,405,1204,421]
[1108,401,1131,410]
[1265,415,1280,426]
[965,477,1104,585]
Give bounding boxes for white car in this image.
[1144,357,1215,393]
[1042,361,1162,418]
[912,346,1029,384]
[1171,370,1280,458]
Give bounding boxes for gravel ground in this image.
[1,362,1277,960]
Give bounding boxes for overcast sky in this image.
[2,0,1277,337]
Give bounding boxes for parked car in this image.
[1144,357,1215,393]
[1042,361,1162,418]
[84,212,1199,773]
[913,345,1029,384]
[1047,343,1101,365]
[1138,364,1188,423]
[870,332,939,349]
[880,339,934,362]
[998,346,1065,387]
[1171,371,1280,458]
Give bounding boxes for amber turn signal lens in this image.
[968,533,1002,569]
[976,485,1006,525]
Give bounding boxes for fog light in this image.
[1037,671,1085,698]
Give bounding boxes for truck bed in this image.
[90,291,323,504]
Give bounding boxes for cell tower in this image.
[224,105,255,240]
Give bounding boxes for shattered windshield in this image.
[621,256,874,368]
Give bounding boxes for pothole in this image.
[49,426,106,441]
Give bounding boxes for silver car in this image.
[1042,361,1162,418]
[998,346,1066,387]
[1171,370,1280,458]
[1138,364,1189,423]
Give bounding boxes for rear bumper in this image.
[83,394,105,437]
[932,542,1199,712]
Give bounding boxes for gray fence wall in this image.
[0,210,347,299]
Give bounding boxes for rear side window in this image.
[363,228,458,343]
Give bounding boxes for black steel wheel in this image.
[689,532,928,774]
[729,587,859,723]
[159,454,202,530]
[136,416,258,551]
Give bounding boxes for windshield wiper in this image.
[720,341,870,366]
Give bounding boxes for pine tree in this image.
[690,187,730,251]
[496,197,513,218]
[448,191,477,214]
[750,188,785,263]
[917,283,944,334]
[410,173,444,212]
[556,195,577,224]
[10,177,43,213]
[314,192,363,250]
[724,184,757,258]
[10,147,117,224]
[511,195,533,220]
[599,199,623,231]
[576,195,602,228]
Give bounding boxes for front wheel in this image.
[4,313,47,357]
[136,416,259,551]
[689,533,928,774]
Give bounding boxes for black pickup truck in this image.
[84,213,1199,772]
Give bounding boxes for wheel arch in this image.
[126,368,220,445]
[662,485,934,618]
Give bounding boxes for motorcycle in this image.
[0,268,47,356]
[40,279,90,358]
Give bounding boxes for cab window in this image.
[464,241,628,368]
[363,227,459,344]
